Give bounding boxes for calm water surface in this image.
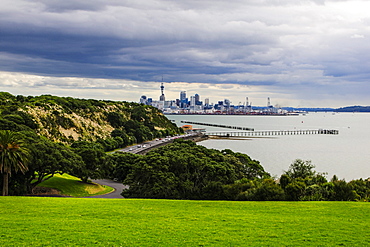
[167,113,370,180]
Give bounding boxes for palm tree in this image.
[0,130,29,196]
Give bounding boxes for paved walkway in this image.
[86,179,128,199]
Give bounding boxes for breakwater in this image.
[181,121,254,131]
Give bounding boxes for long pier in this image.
[181,121,254,131]
[206,129,339,137]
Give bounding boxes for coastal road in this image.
[86,179,128,198]
[115,133,199,154]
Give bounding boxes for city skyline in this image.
[139,83,287,115]
[140,83,271,108]
[1,1,370,108]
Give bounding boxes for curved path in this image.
[86,179,128,198]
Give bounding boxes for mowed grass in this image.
[1,197,370,246]
[38,174,114,197]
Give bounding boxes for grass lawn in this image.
[1,197,369,246]
[37,174,114,197]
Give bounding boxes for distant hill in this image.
[0,92,182,144]
[282,106,370,112]
[335,106,370,112]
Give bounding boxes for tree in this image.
[0,130,29,196]
[285,181,306,201]
[284,159,316,179]
[24,136,84,193]
[109,152,140,181]
[331,180,359,201]
[71,141,110,182]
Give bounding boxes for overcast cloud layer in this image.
[1,0,370,107]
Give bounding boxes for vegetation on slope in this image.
[0,92,182,144]
[0,92,183,195]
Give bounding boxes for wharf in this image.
[206,129,339,137]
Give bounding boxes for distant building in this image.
[181,125,193,131]
[138,84,284,114]
[195,94,200,104]
[180,91,188,108]
[139,95,147,104]
[159,83,165,101]
[224,99,231,107]
[180,91,186,101]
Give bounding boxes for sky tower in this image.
[159,82,165,101]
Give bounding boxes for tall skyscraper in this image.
[159,82,165,101]
[224,99,230,107]
[180,91,186,101]
[180,91,187,108]
[195,94,200,104]
[190,96,196,107]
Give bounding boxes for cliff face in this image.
[0,92,181,144]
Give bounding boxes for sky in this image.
[1,0,370,107]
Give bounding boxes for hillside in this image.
[0,92,182,144]
[335,105,370,112]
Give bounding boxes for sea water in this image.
[167,112,370,180]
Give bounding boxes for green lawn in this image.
[1,197,369,246]
[37,174,114,197]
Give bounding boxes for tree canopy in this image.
[118,139,270,200]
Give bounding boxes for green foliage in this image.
[224,178,285,201]
[71,141,112,182]
[111,129,133,147]
[121,140,270,199]
[284,181,306,201]
[330,180,360,201]
[55,114,75,129]
[348,179,370,201]
[107,112,125,128]
[0,92,182,145]
[284,159,316,179]
[223,149,270,179]
[0,130,30,196]
[109,152,141,182]
[2,131,85,195]
[278,159,370,201]
[0,92,183,195]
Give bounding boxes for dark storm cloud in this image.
[0,0,282,82]
[1,0,370,106]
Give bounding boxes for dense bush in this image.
[119,139,270,200]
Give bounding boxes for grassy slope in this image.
[38,174,114,197]
[1,198,369,246]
